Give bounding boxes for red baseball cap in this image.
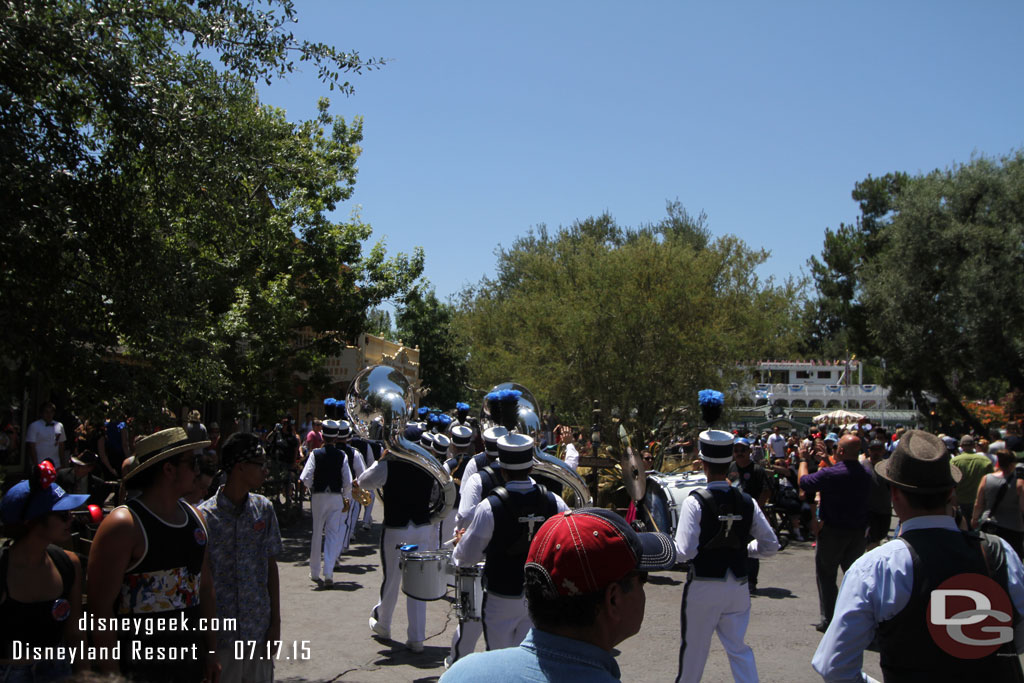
[525,508,676,597]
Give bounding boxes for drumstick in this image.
[640,499,661,533]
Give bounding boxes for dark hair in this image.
[524,566,636,631]
[129,453,189,491]
[705,460,731,477]
[995,449,1015,470]
[901,487,952,511]
[1,519,36,542]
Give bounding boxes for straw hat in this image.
[124,427,210,481]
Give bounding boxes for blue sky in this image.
[258,2,1024,302]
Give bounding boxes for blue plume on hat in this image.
[427,413,442,432]
[455,402,470,420]
[323,397,339,420]
[698,389,724,427]
[496,389,522,432]
[417,406,430,418]
[438,414,453,427]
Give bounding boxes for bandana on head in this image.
[221,434,264,473]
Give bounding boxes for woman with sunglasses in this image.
[0,461,90,681]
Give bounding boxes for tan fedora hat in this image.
[124,427,210,481]
[875,430,962,493]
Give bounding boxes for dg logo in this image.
[927,573,1013,659]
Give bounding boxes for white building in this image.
[733,360,921,429]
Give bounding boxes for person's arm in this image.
[86,507,139,673]
[757,481,771,510]
[342,455,352,512]
[1016,478,1024,520]
[452,500,494,566]
[972,476,988,528]
[357,458,388,490]
[812,548,910,682]
[554,494,570,514]
[456,473,483,529]
[673,495,702,563]
[265,557,281,644]
[64,550,87,673]
[299,452,316,490]
[748,502,780,558]
[564,444,579,471]
[198,544,221,683]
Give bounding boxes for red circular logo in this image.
[926,572,1013,659]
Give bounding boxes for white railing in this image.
[749,383,891,404]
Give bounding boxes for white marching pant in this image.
[482,592,530,651]
[310,493,347,581]
[448,617,483,663]
[676,575,758,683]
[370,523,437,644]
[343,500,362,550]
[361,491,375,525]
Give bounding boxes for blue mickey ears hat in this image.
[1,462,89,524]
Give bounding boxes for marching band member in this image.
[336,419,366,553]
[441,426,476,543]
[449,433,568,664]
[358,424,440,653]
[673,390,778,683]
[455,426,508,530]
[350,436,383,532]
[300,419,352,586]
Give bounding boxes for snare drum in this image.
[642,471,708,535]
[454,563,485,621]
[400,548,453,601]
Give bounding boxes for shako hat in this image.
[699,429,735,463]
[497,433,534,470]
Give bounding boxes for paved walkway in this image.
[272,502,878,682]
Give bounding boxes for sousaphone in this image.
[347,365,456,524]
[482,382,592,508]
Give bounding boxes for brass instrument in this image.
[347,365,457,524]
[483,381,592,508]
[352,483,373,507]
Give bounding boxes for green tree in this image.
[396,286,469,409]
[0,0,418,421]
[454,206,803,431]
[859,152,1024,429]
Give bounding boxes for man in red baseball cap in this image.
[441,507,676,682]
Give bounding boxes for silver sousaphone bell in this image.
[482,381,592,508]
[346,365,457,524]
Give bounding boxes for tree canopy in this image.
[396,286,469,410]
[805,152,1024,430]
[0,0,419,421]
[454,204,803,431]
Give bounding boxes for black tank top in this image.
[117,499,206,681]
[0,544,75,658]
[118,499,205,617]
